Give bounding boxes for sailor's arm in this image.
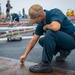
[43,21,61,31]
[20,34,40,63]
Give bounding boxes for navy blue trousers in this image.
[38,30,75,63]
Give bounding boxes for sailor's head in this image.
[28,4,44,24]
[7,0,10,3]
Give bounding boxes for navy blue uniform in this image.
[12,13,19,22]
[6,3,12,12]
[4,3,12,22]
[35,8,75,63]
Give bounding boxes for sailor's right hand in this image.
[20,54,26,64]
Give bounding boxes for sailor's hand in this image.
[20,54,26,64]
[43,25,48,31]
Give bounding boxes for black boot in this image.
[29,61,53,73]
[56,50,71,62]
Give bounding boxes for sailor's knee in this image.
[38,37,44,47]
[38,38,41,45]
[45,30,54,36]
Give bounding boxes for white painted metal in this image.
[0,26,36,30]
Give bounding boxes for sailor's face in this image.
[36,16,43,24]
[7,1,10,3]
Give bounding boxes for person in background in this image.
[22,8,25,18]
[20,4,75,73]
[10,13,20,25]
[4,0,12,22]
[0,3,2,21]
[0,3,1,13]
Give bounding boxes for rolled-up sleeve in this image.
[50,9,65,24]
[51,14,64,24]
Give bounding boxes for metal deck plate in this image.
[0,57,75,75]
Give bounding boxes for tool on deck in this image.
[7,18,20,41]
[6,30,22,41]
[0,17,35,41]
[0,26,35,41]
[5,21,32,42]
[0,28,34,38]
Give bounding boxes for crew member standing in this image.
[4,0,13,22]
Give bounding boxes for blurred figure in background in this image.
[4,0,13,22]
[11,13,19,25]
[0,3,2,22]
[0,3,1,13]
[22,8,25,18]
